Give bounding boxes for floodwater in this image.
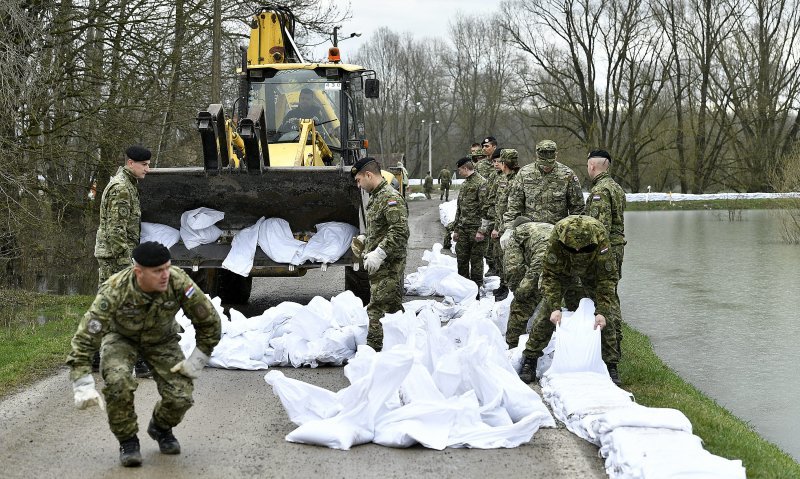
[620,209,800,461]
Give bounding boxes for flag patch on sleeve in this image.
[185,285,195,298]
[387,200,398,206]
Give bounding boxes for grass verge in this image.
[0,289,93,399]
[620,324,800,478]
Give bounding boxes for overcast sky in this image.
[309,0,499,62]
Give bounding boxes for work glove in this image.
[363,247,387,274]
[350,234,366,257]
[500,229,513,250]
[170,348,210,379]
[479,218,492,235]
[72,375,105,411]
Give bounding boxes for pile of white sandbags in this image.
[264,302,555,450]
[539,299,746,478]
[176,291,368,369]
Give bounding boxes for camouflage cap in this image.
[535,140,557,163]
[499,148,519,168]
[554,215,604,252]
[469,147,485,159]
[511,215,532,228]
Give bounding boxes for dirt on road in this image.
[0,197,606,479]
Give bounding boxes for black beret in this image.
[126,145,151,162]
[588,149,612,162]
[456,156,472,168]
[350,157,378,177]
[482,136,496,145]
[132,241,171,267]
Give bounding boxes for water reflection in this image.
[620,210,800,461]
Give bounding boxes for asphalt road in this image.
[0,196,606,479]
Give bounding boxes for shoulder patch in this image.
[600,247,609,254]
[547,253,558,264]
[98,299,109,311]
[573,175,579,182]
[387,200,398,206]
[593,195,601,200]
[185,284,196,298]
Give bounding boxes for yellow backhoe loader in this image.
[139,7,383,304]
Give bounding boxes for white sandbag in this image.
[264,370,342,425]
[257,217,306,263]
[438,272,479,303]
[373,400,460,449]
[439,200,457,226]
[592,404,693,436]
[547,298,608,377]
[283,349,415,450]
[222,217,265,277]
[180,207,224,249]
[140,222,181,248]
[292,221,358,265]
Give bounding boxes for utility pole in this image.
[422,119,439,175]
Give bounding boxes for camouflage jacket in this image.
[586,171,626,246]
[540,216,618,318]
[475,158,495,181]
[423,175,434,191]
[94,166,141,261]
[481,170,504,232]
[493,170,517,234]
[66,267,221,380]
[365,179,409,262]
[503,161,585,229]
[504,221,554,290]
[454,172,489,232]
[438,168,452,186]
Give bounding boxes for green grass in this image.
[620,324,800,478]
[0,289,93,398]
[627,197,799,211]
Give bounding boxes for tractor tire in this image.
[217,269,253,304]
[345,265,370,306]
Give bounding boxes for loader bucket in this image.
[139,166,364,235]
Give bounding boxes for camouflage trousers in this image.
[97,257,132,286]
[366,259,406,350]
[439,184,450,201]
[611,245,625,348]
[505,275,541,348]
[455,228,484,288]
[523,282,622,365]
[424,188,432,199]
[100,332,194,441]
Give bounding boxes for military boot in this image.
[607,363,622,387]
[148,419,181,454]
[518,356,538,384]
[119,436,142,467]
[493,285,509,301]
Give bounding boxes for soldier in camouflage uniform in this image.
[351,157,409,350]
[476,137,501,276]
[452,156,490,291]
[518,215,623,386]
[488,149,521,300]
[503,217,554,348]
[438,166,452,201]
[423,171,434,199]
[67,242,222,467]
[586,149,627,349]
[500,140,584,248]
[94,145,152,376]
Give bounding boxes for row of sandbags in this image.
[264,300,555,450]
[140,207,357,275]
[539,300,746,478]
